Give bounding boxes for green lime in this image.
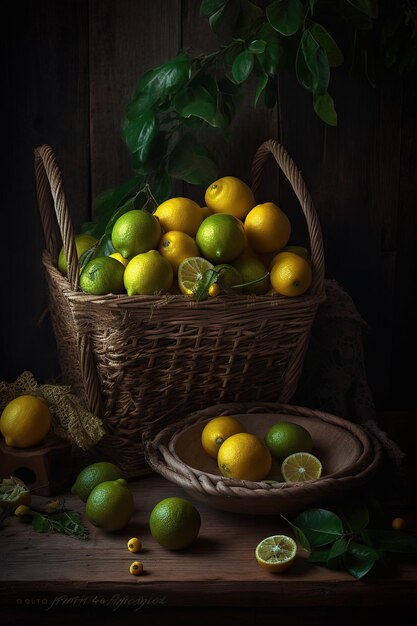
[232,253,269,295]
[196,214,246,263]
[58,234,98,276]
[79,256,125,295]
[85,478,134,532]
[71,462,124,502]
[149,497,201,550]
[111,209,162,259]
[264,422,313,462]
[213,264,243,293]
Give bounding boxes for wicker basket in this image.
[34,140,325,478]
[144,402,384,515]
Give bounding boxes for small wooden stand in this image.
[0,436,73,496]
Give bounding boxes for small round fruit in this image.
[201,416,246,459]
[0,395,51,448]
[255,535,297,573]
[149,497,201,550]
[281,452,322,483]
[71,462,124,502]
[154,197,203,237]
[270,251,312,297]
[124,250,173,295]
[196,214,246,263]
[79,256,125,295]
[208,283,220,297]
[244,202,291,254]
[85,478,134,532]
[127,537,142,553]
[264,422,313,462]
[58,233,98,276]
[217,432,272,481]
[111,209,162,258]
[205,176,254,219]
[130,561,144,576]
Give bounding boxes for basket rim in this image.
[143,402,384,500]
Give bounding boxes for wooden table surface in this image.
[1,472,416,614]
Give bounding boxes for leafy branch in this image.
[82,0,417,240]
[283,501,417,579]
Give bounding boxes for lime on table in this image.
[255,535,297,573]
[71,462,124,502]
[149,497,201,550]
[85,478,134,532]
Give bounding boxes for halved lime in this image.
[178,256,214,295]
[255,535,297,573]
[281,452,322,483]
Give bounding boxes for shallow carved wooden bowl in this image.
[144,402,384,516]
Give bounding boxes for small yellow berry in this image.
[14,505,32,518]
[127,537,142,553]
[392,517,407,531]
[208,283,220,297]
[130,561,143,576]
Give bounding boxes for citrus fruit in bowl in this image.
[264,421,313,462]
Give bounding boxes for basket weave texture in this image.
[34,140,325,478]
[144,402,383,515]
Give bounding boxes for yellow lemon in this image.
[270,251,312,297]
[255,535,297,573]
[158,230,200,273]
[79,256,125,295]
[58,234,98,276]
[232,251,270,295]
[269,246,309,268]
[244,202,291,254]
[0,395,51,448]
[196,214,246,263]
[200,206,212,219]
[205,176,254,219]
[109,252,129,267]
[201,416,246,459]
[154,197,203,236]
[281,452,322,483]
[217,432,272,481]
[124,250,173,295]
[111,209,162,258]
[177,256,214,295]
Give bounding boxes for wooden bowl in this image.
[144,402,383,515]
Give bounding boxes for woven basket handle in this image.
[251,139,325,297]
[34,145,79,290]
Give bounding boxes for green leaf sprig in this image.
[16,499,88,541]
[283,501,417,579]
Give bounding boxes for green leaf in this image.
[194,269,220,302]
[132,53,191,103]
[248,39,267,54]
[296,30,329,94]
[307,21,344,67]
[232,50,254,83]
[308,547,332,563]
[254,72,268,107]
[349,541,381,561]
[122,109,158,161]
[329,537,350,559]
[168,134,219,186]
[346,0,378,19]
[309,0,317,14]
[95,233,116,257]
[362,529,417,553]
[174,84,226,127]
[282,515,311,550]
[32,514,51,533]
[293,508,344,547]
[266,0,304,37]
[343,550,376,580]
[209,0,241,41]
[313,92,337,126]
[200,0,227,18]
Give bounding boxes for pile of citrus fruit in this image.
[201,415,322,484]
[58,176,312,298]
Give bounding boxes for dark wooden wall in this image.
[1,0,416,412]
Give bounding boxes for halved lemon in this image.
[281,452,322,483]
[178,256,214,295]
[255,535,297,573]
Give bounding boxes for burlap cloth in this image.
[0,280,405,476]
